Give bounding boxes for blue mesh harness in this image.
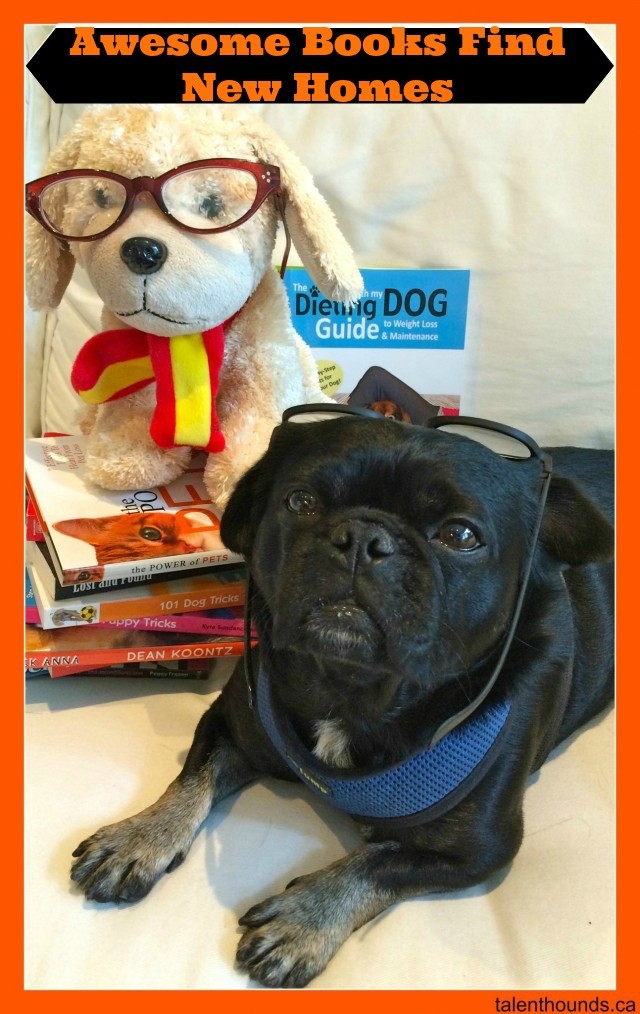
[255,662,514,828]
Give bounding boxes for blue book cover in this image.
[284,267,470,414]
[26,569,38,616]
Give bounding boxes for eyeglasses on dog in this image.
[280,401,552,744]
[25,159,284,241]
[282,402,550,467]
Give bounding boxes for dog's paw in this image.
[236,873,352,988]
[70,813,191,904]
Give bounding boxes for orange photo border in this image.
[13,4,629,1009]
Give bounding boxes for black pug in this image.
[70,415,614,989]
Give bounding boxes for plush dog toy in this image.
[25,105,363,504]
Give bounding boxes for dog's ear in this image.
[249,120,363,306]
[220,423,313,557]
[25,119,87,310]
[26,217,75,309]
[540,475,614,566]
[220,453,274,558]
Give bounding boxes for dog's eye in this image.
[435,521,481,551]
[139,526,164,541]
[199,194,223,220]
[285,490,319,516]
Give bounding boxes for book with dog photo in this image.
[283,266,470,417]
[25,436,242,586]
[26,545,247,629]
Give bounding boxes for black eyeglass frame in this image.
[427,413,548,461]
[425,414,552,741]
[282,402,383,424]
[245,404,552,747]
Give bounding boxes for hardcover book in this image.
[27,546,246,629]
[28,538,238,602]
[99,607,248,638]
[25,497,44,542]
[25,570,39,624]
[26,659,213,679]
[25,623,253,671]
[25,437,242,585]
[25,554,248,635]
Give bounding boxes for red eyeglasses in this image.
[26,157,291,276]
[25,158,285,241]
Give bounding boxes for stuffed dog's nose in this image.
[330,520,395,568]
[120,237,168,275]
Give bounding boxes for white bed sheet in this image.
[25,670,614,991]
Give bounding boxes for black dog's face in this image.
[222,419,541,702]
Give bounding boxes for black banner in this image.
[27,26,613,105]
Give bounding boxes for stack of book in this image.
[25,434,253,680]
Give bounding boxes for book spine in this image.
[27,658,213,677]
[47,660,213,678]
[25,513,45,542]
[26,638,254,670]
[98,612,247,636]
[57,545,241,587]
[27,557,247,629]
[48,669,211,680]
[99,580,246,621]
[25,570,39,623]
[25,493,47,535]
[40,549,241,601]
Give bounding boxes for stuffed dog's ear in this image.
[26,217,75,309]
[25,121,86,310]
[540,475,614,567]
[250,119,363,306]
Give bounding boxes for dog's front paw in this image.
[70,812,191,903]
[236,873,352,988]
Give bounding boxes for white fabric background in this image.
[25,24,615,991]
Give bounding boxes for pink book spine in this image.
[97,611,248,636]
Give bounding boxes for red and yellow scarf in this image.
[71,323,231,453]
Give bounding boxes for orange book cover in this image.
[27,549,247,628]
[25,623,254,671]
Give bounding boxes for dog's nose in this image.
[330,519,395,568]
[120,237,168,275]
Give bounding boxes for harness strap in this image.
[255,661,514,828]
